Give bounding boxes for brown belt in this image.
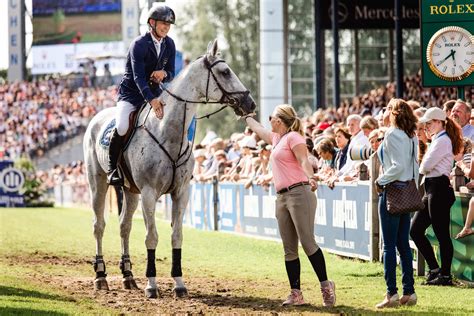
[277,181,309,195]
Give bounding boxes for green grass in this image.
[0,207,473,314]
[0,274,116,315]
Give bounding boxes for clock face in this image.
[426,26,474,81]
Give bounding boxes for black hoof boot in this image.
[173,286,188,298]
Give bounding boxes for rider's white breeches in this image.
[115,101,136,136]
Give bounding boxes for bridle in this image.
[159,55,251,119]
[140,55,251,193]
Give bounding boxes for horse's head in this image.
[198,39,256,116]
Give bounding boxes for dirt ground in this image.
[5,253,327,315]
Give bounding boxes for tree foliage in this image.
[177,0,259,142]
[14,158,54,207]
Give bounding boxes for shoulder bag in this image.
[381,138,425,215]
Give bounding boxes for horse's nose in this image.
[250,100,256,111]
[247,95,256,111]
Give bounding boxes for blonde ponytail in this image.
[276,104,304,136]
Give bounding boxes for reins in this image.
[138,55,249,193]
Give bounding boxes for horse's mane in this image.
[168,55,205,89]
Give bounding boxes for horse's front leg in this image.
[141,188,159,298]
[90,174,109,291]
[170,187,190,298]
[119,191,139,290]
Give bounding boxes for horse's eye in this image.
[221,69,231,77]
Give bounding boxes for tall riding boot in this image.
[107,129,124,186]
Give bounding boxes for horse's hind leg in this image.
[90,174,109,290]
[119,190,139,290]
[170,188,190,298]
[141,188,159,298]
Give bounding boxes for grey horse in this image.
[83,39,256,298]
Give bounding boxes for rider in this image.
[107,4,176,185]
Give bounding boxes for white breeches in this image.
[115,101,136,136]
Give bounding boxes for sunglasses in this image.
[370,137,384,144]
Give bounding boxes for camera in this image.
[349,145,374,161]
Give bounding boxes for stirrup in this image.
[107,169,123,186]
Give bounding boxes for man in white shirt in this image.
[338,114,370,177]
[450,99,474,141]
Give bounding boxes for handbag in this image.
[381,139,425,215]
[385,179,424,214]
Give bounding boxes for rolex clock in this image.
[426,26,474,82]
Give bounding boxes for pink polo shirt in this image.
[270,131,308,191]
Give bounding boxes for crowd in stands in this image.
[2,73,473,192]
[192,74,473,192]
[36,160,89,205]
[0,79,117,159]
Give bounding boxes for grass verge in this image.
[0,207,472,314]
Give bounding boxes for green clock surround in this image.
[426,26,474,82]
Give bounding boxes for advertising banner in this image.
[167,182,372,260]
[314,183,371,260]
[320,0,419,29]
[0,161,25,207]
[8,0,26,81]
[241,185,280,239]
[31,41,125,75]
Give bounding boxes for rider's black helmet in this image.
[147,4,175,24]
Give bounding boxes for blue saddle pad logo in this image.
[100,119,116,148]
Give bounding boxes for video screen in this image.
[32,0,122,45]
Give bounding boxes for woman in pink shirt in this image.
[243,104,336,307]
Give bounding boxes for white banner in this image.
[8,0,26,81]
[31,41,125,75]
[122,0,140,54]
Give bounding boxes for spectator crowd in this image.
[0,79,117,159]
[1,73,473,202]
[191,74,473,193]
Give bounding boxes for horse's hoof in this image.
[145,287,159,299]
[122,277,139,290]
[94,277,109,291]
[173,286,188,298]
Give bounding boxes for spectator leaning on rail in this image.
[339,114,370,178]
[374,98,419,308]
[242,104,336,308]
[450,99,474,141]
[410,107,462,286]
[455,139,474,239]
[107,4,176,185]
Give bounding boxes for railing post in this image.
[213,176,219,231]
[369,154,380,261]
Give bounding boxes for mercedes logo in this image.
[328,3,349,24]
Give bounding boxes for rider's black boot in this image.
[107,129,124,186]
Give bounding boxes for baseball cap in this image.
[194,149,206,158]
[419,107,446,123]
[239,136,257,149]
[317,122,331,131]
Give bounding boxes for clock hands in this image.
[427,26,473,81]
[436,49,456,67]
[449,49,457,67]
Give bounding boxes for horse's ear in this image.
[207,39,218,57]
